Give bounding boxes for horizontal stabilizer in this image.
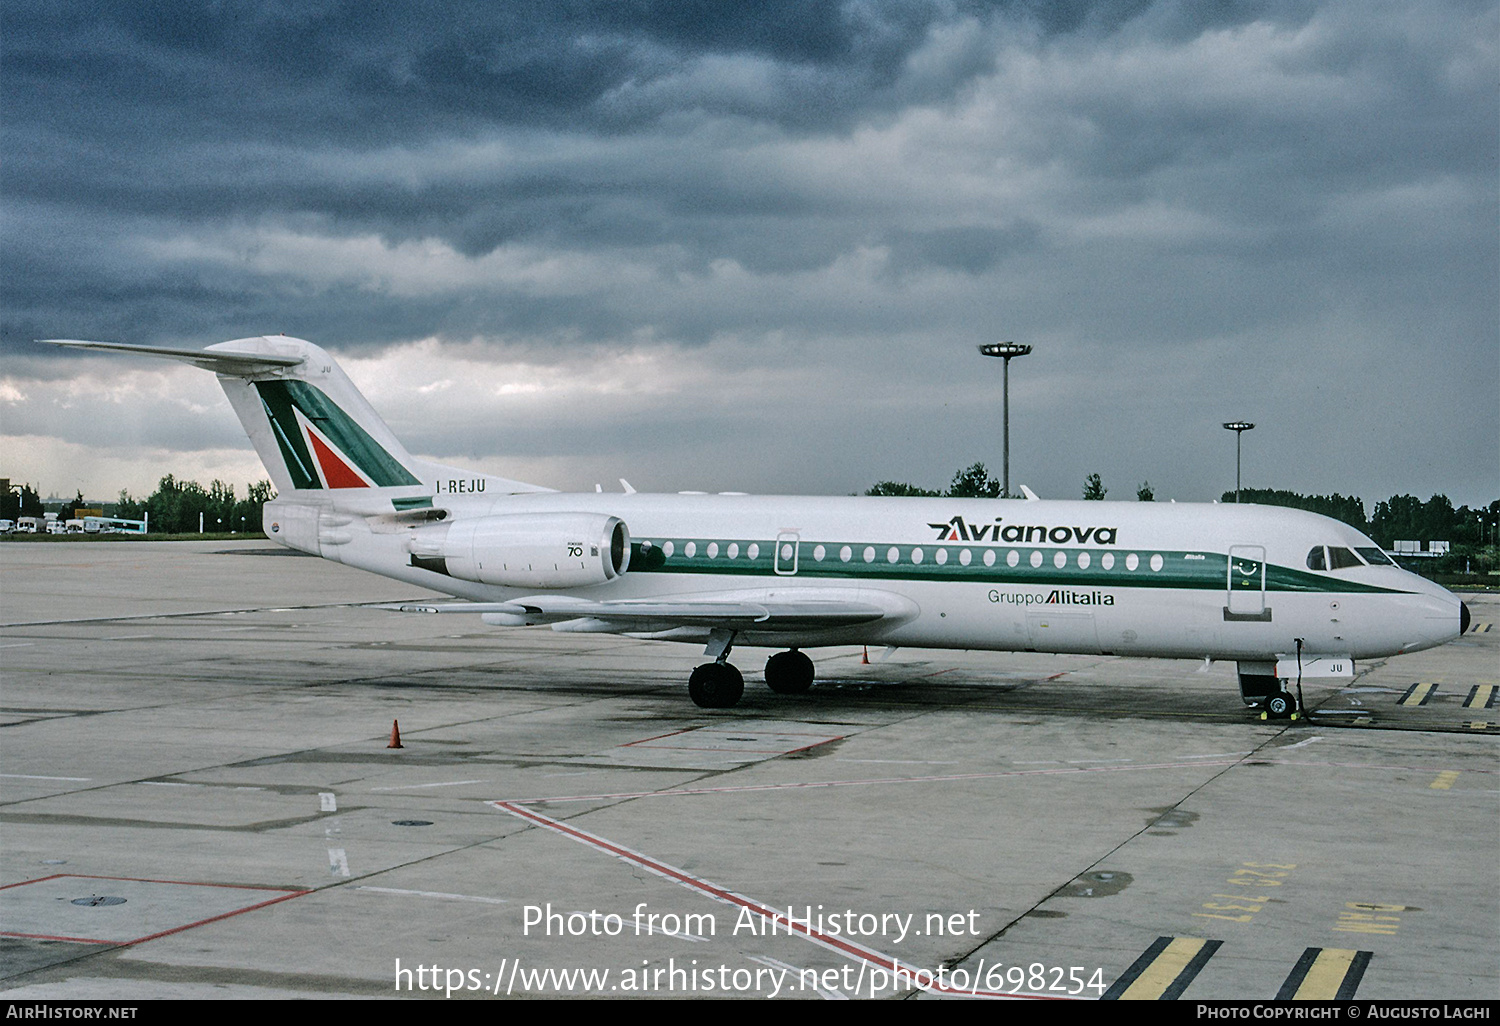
[45,340,304,377]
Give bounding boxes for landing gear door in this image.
[1225,544,1270,620]
[774,531,800,576]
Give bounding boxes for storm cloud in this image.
[2,0,1495,507]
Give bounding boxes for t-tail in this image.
[46,336,549,519]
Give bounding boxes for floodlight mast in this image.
[978,342,1032,499]
[1222,421,1255,503]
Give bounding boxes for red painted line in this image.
[0,932,116,945]
[2,872,308,891]
[620,727,698,748]
[0,874,312,946]
[0,874,67,890]
[490,800,1070,1000]
[126,889,309,945]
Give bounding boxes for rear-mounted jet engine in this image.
[408,512,630,588]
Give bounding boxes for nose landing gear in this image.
[1262,689,1299,720]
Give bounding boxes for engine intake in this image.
[410,513,630,588]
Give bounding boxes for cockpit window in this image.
[1356,546,1393,566]
[1306,546,1327,570]
[1328,546,1363,569]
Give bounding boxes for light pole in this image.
[1222,422,1255,502]
[978,342,1033,498]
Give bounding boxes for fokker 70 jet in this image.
[49,336,1469,711]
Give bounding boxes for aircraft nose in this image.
[1460,601,1471,637]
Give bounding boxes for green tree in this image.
[14,484,45,519]
[1136,481,1155,502]
[866,481,940,497]
[1370,494,1459,548]
[0,482,23,521]
[231,480,275,533]
[113,488,146,521]
[947,463,1000,498]
[1083,473,1107,500]
[1221,488,1368,532]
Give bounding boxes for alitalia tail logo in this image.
[255,380,420,490]
[928,516,1118,545]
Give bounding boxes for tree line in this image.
[4,476,275,534]
[865,465,1496,569]
[869,464,1160,502]
[1218,488,1498,551]
[110,476,276,534]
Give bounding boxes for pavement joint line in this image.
[0,598,445,630]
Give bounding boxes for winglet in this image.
[1019,485,1040,501]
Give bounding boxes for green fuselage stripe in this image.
[628,540,1404,595]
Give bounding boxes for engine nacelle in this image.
[411,513,630,588]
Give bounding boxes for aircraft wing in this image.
[378,595,891,633]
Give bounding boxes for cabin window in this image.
[1077,552,1091,569]
[1357,547,1393,566]
[684,542,697,558]
[706,542,719,559]
[1328,546,1363,569]
[1005,549,1018,567]
[935,548,948,565]
[959,548,972,565]
[1306,546,1326,570]
[1029,551,1043,568]
[839,545,851,562]
[728,542,740,559]
[748,543,760,560]
[911,547,924,564]
[1150,553,1164,572]
[1053,551,1067,568]
[1125,553,1139,571]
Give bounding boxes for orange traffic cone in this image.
[387,720,404,749]
[861,646,869,665]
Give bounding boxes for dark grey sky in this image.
[3,0,1496,508]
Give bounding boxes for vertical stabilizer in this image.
[47,335,549,507]
[207,337,428,497]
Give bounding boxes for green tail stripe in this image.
[255,380,420,489]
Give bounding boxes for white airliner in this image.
[49,336,1469,712]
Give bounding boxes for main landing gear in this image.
[688,661,744,708]
[687,633,817,708]
[764,649,815,694]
